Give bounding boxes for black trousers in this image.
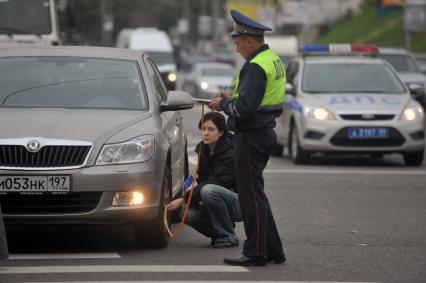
[234,128,284,258]
[0,204,9,260]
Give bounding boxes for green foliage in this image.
[315,6,426,52]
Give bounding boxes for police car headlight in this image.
[304,106,335,120]
[167,72,177,82]
[96,135,155,165]
[200,81,209,90]
[401,107,423,121]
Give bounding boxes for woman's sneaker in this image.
[211,237,239,248]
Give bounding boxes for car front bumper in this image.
[298,116,425,153]
[0,161,164,225]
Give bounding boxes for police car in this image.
[274,44,425,166]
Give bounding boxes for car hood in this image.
[309,93,410,113]
[157,64,176,73]
[397,72,426,84]
[0,108,151,143]
[200,76,234,87]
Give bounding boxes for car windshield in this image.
[145,51,174,65]
[302,63,406,94]
[377,54,421,73]
[0,57,148,110]
[201,67,235,77]
[0,0,51,34]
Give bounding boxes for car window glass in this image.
[0,57,148,110]
[147,58,167,103]
[378,54,421,73]
[145,59,163,104]
[302,63,406,93]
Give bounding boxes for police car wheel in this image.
[289,124,310,164]
[402,150,424,166]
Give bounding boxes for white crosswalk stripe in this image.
[0,265,247,274]
[9,253,120,260]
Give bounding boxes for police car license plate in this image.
[348,128,389,139]
[0,175,71,193]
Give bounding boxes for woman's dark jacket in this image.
[183,132,235,203]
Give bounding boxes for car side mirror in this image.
[160,91,194,112]
[285,83,295,95]
[407,83,425,99]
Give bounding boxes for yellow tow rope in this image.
[164,103,206,238]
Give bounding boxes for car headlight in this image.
[304,106,335,120]
[96,135,155,165]
[200,81,209,90]
[401,107,424,121]
[167,72,177,82]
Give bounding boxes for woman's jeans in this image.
[184,184,242,241]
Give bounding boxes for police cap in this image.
[230,9,272,37]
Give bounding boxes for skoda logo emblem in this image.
[26,139,41,153]
[362,114,375,120]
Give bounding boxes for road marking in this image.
[264,169,426,175]
[0,265,248,274]
[22,281,381,283]
[9,253,121,260]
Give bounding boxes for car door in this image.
[145,57,184,196]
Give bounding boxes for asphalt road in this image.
[1,104,425,283]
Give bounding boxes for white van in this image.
[116,28,177,90]
[0,0,60,47]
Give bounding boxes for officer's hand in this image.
[167,198,185,212]
[219,90,230,99]
[209,97,222,111]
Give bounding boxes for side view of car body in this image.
[181,62,236,99]
[378,48,426,108]
[0,46,193,248]
[274,45,425,166]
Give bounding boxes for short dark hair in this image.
[198,112,228,135]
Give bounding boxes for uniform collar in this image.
[247,44,269,61]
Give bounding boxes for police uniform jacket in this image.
[220,44,283,132]
[183,132,235,204]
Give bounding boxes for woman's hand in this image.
[167,198,185,212]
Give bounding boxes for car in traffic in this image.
[181,62,236,99]
[377,48,426,108]
[274,44,425,166]
[0,46,194,248]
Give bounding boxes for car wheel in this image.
[289,123,310,164]
[271,143,283,157]
[403,150,424,166]
[134,166,171,249]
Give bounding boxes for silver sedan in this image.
[274,56,425,166]
[0,46,194,248]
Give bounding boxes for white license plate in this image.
[0,175,71,193]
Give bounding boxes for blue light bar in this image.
[299,44,329,53]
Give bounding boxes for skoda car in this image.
[0,46,193,248]
[274,45,425,166]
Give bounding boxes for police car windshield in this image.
[302,63,406,94]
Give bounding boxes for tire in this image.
[134,166,171,249]
[289,123,310,164]
[271,143,283,157]
[403,150,424,166]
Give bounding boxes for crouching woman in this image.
[168,112,242,248]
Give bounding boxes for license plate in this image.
[348,128,389,139]
[0,175,71,193]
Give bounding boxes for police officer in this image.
[210,9,286,266]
